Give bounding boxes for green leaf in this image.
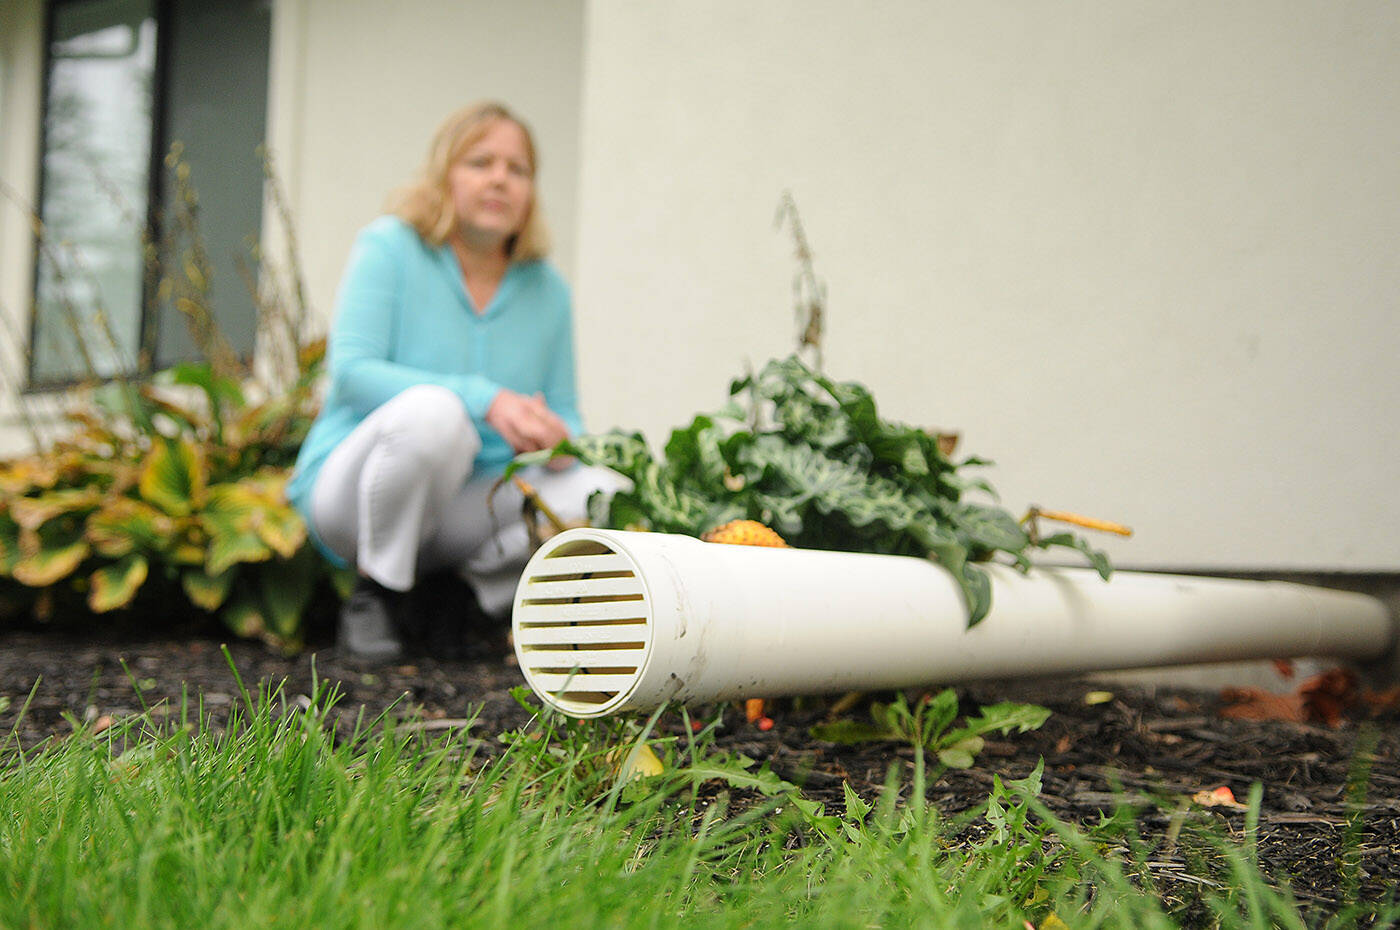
[1039,532,1113,580]
[0,518,23,575]
[936,740,982,770]
[251,502,306,559]
[202,514,273,575]
[330,566,358,600]
[220,593,266,638]
[85,498,171,558]
[139,437,206,516]
[166,360,246,413]
[927,543,993,626]
[916,689,960,743]
[957,701,1053,739]
[843,782,872,821]
[662,414,727,487]
[182,566,237,611]
[956,503,1030,554]
[88,554,149,613]
[258,548,317,641]
[680,759,796,796]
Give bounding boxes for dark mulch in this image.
[2,624,1397,921]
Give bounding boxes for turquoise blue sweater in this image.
[286,216,583,544]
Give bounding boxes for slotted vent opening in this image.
[515,537,651,715]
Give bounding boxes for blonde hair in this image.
[387,101,549,261]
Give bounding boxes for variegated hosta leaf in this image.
[202,474,304,559]
[0,457,61,495]
[202,513,274,576]
[250,505,306,559]
[220,593,266,638]
[9,488,104,531]
[85,498,173,558]
[170,539,208,565]
[182,566,237,611]
[0,519,22,575]
[259,548,317,642]
[88,554,149,613]
[203,481,263,524]
[12,539,90,587]
[139,437,207,516]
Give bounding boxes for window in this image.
[29,0,271,387]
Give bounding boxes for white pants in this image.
[309,384,622,615]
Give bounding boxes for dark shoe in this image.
[338,578,407,663]
[407,570,508,661]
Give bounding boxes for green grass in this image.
[0,667,1394,929]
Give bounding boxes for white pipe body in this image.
[511,529,1395,718]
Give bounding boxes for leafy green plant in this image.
[0,147,342,648]
[811,690,1051,770]
[510,355,1111,624]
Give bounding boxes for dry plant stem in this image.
[259,148,313,341]
[0,300,45,451]
[512,475,568,535]
[165,147,241,380]
[775,191,826,373]
[236,253,296,391]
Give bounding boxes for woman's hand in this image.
[486,390,570,454]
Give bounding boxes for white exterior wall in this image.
[573,1,1400,571]
[0,0,48,455]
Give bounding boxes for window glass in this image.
[30,0,157,383]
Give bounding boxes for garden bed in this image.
[2,625,1396,920]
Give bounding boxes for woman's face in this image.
[447,119,534,251]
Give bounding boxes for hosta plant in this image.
[0,146,346,648]
[508,355,1111,625]
[0,347,346,649]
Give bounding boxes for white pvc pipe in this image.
[511,528,1395,718]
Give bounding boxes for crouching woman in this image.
[286,101,621,661]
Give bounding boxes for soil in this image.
[2,623,1397,924]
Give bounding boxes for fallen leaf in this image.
[1083,690,1114,706]
[1298,667,1358,727]
[1220,688,1305,723]
[609,742,665,781]
[1221,666,1378,727]
[1272,658,1296,679]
